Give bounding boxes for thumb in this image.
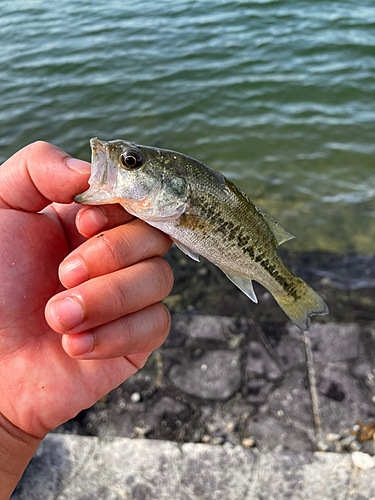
[0,141,91,212]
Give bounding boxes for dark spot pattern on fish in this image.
[263,261,299,300]
[178,214,209,233]
[182,203,298,299]
[243,245,255,259]
[249,251,299,300]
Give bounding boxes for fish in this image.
[74,137,328,330]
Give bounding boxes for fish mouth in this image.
[74,137,118,205]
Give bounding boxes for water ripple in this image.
[1,0,374,252]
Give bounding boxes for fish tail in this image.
[273,277,328,330]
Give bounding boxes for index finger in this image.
[59,218,172,289]
[0,141,90,212]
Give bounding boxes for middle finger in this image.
[45,256,173,334]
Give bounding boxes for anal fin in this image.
[223,271,258,303]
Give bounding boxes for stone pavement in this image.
[12,433,375,500]
[57,317,375,454]
[13,316,375,499]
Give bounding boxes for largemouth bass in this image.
[75,138,328,330]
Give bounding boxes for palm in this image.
[0,207,134,437]
[0,142,173,444]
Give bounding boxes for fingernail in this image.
[65,157,91,174]
[63,333,93,357]
[59,257,89,288]
[50,297,84,331]
[78,207,107,233]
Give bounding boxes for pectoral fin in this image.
[172,238,200,262]
[223,271,258,303]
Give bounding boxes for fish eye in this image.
[120,149,143,170]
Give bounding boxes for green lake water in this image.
[1,0,374,254]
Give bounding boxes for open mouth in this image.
[74,137,116,205]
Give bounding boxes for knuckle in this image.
[140,303,171,351]
[99,233,125,269]
[27,140,52,156]
[108,273,130,310]
[152,257,174,294]
[156,303,171,336]
[116,315,134,347]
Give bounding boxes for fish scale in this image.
[75,137,329,330]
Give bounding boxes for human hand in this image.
[0,141,173,492]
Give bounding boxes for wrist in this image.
[0,413,42,500]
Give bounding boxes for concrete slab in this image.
[12,434,375,500]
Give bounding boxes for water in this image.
[1,0,375,254]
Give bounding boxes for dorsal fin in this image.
[261,212,295,246]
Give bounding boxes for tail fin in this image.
[274,278,328,330]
